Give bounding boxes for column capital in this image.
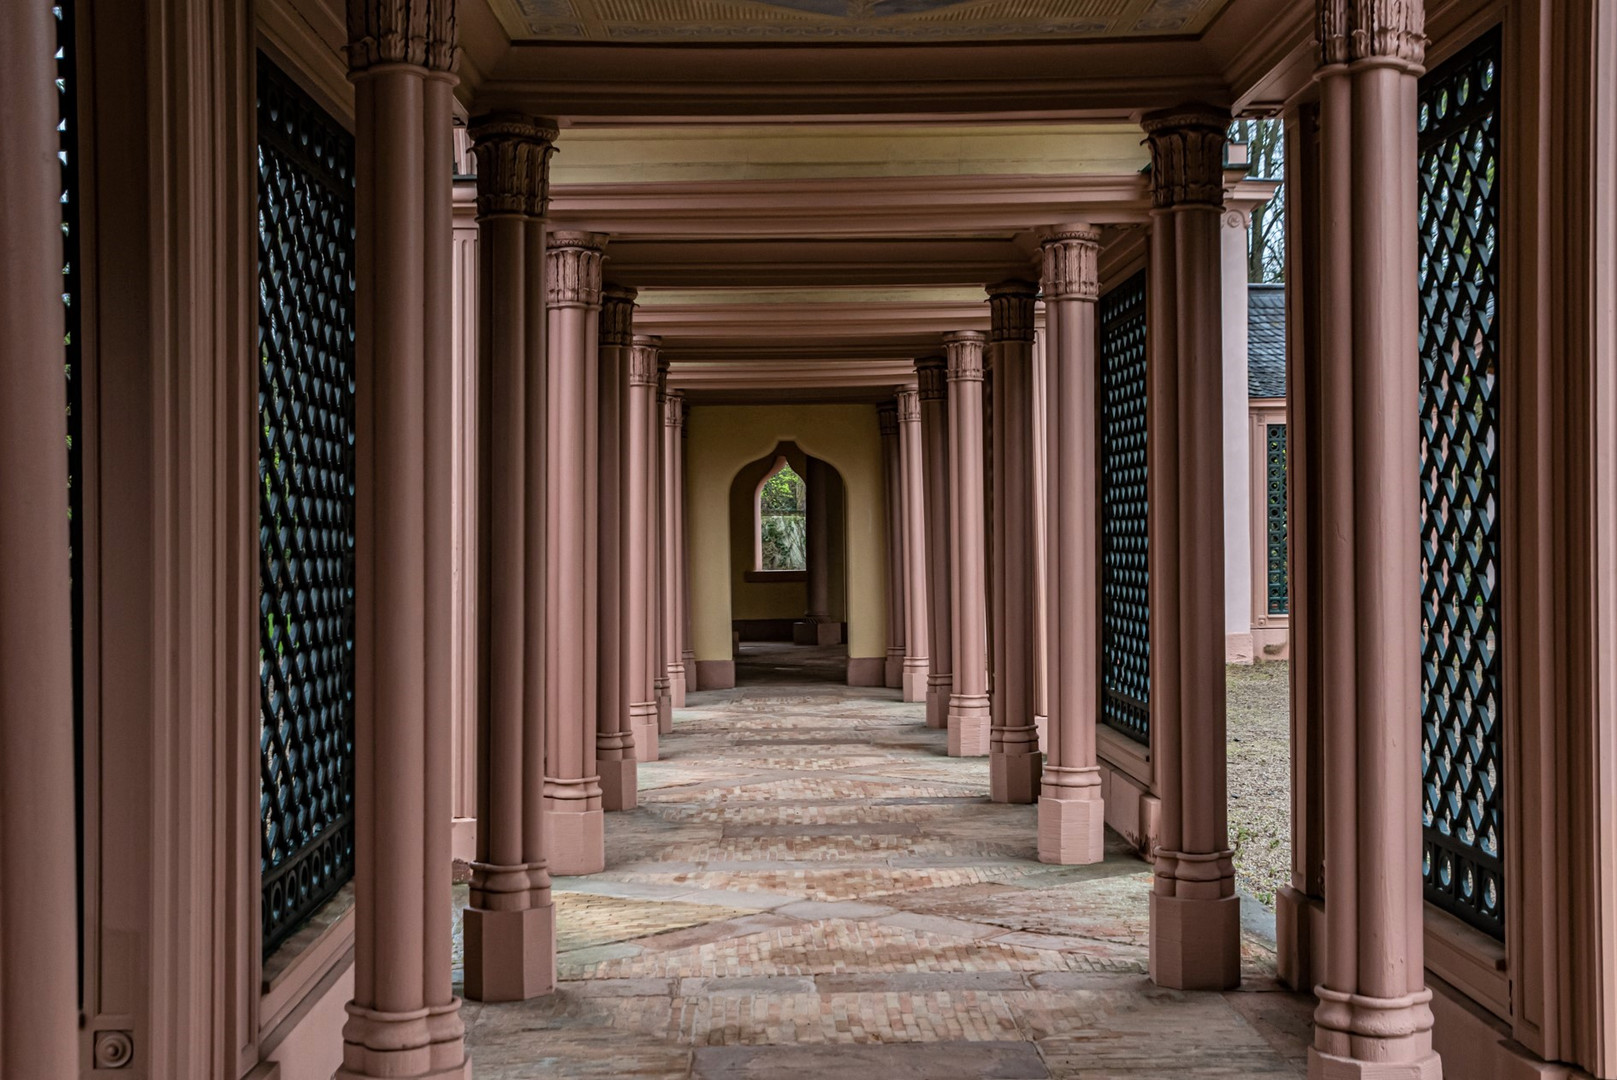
[600,286,637,347]
[1142,105,1230,210]
[468,113,558,220]
[1039,226,1101,301]
[656,356,670,400]
[896,387,922,424]
[986,281,1038,342]
[346,0,457,76]
[915,356,948,401]
[664,389,686,428]
[944,331,987,382]
[1317,0,1426,68]
[546,232,607,309]
[629,334,659,385]
[877,400,899,437]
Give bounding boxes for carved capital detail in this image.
[1142,106,1230,209]
[896,388,922,424]
[986,281,1038,342]
[346,0,458,75]
[915,357,949,401]
[664,389,685,428]
[1318,0,1426,67]
[944,331,986,383]
[1039,227,1101,301]
[546,232,607,309]
[877,401,899,437]
[600,286,638,346]
[468,113,558,219]
[629,335,659,387]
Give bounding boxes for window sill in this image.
[1423,903,1509,1023]
[1097,725,1153,790]
[260,883,356,1044]
[744,569,807,584]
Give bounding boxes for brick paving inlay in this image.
[457,681,1311,1078]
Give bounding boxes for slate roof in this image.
[1248,283,1286,399]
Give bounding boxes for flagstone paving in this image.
[457,682,1313,1079]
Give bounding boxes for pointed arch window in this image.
[755,457,807,572]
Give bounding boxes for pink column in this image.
[669,398,691,703]
[1037,227,1106,865]
[0,1,79,1072]
[598,286,639,811]
[1309,4,1441,1076]
[679,405,697,692]
[987,282,1043,803]
[879,403,906,689]
[1141,107,1238,991]
[944,333,991,756]
[897,389,931,705]
[342,4,469,1073]
[654,365,674,736]
[627,338,661,762]
[1032,330,1050,752]
[543,231,607,876]
[916,358,954,729]
[463,113,558,1002]
[664,388,688,710]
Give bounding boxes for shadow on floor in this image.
[734,640,848,686]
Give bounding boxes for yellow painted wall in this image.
[687,404,886,664]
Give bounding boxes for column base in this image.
[598,755,639,811]
[463,903,556,1002]
[947,695,991,756]
[337,1000,468,1080]
[542,800,605,876]
[1307,1049,1442,1080]
[885,648,904,690]
[901,658,929,703]
[656,686,673,735]
[1148,891,1241,990]
[989,748,1041,804]
[630,703,659,763]
[1034,713,1048,755]
[682,649,697,691]
[670,664,688,707]
[925,674,951,730]
[1036,788,1105,865]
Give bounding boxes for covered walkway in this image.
[456,686,1310,1078]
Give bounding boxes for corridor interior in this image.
[450,686,1312,1079]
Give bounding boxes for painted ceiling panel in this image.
[491,0,1230,42]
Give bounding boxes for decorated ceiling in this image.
[489,0,1233,43]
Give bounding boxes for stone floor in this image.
[456,682,1314,1079]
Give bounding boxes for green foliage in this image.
[759,463,807,570]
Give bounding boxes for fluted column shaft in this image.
[1142,106,1239,991]
[342,5,468,1073]
[598,287,639,812]
[1308,3,1439,1075]
[879,403,906,688]
[543,232,607,876]
[627,338,661,762]
[0,2,79,1073]
[897,389,930,704]
[662,389,688,708]
[463,113,558,1002]
[655,366,674,735]
[944,334,991,756]
[1037,227,1106,865]
[988,283,1044,804]
[917,358,953,729]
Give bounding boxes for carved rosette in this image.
[915,357,949,402]
[986,281,1038,343]
[346,0,458,75]
[1318,0,1426,68]
[629,335,659,387]
[1039,227,1101,301]
[877,401,899,438]
[468,113,559,220]
[896,388,922,424]
[943,331,986,383]
[600,286,638,347]
[546,232,607,309]
[1142,106,1230,210]
[664,389,685,428]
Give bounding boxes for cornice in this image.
[1039,226,1101,301]
[1142,105,1230,209]
[468,112,559,219]
[346,0,458,76]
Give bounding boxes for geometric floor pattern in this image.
[457,681,1314,1078]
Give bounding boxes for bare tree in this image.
[1232,118,1285,283]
